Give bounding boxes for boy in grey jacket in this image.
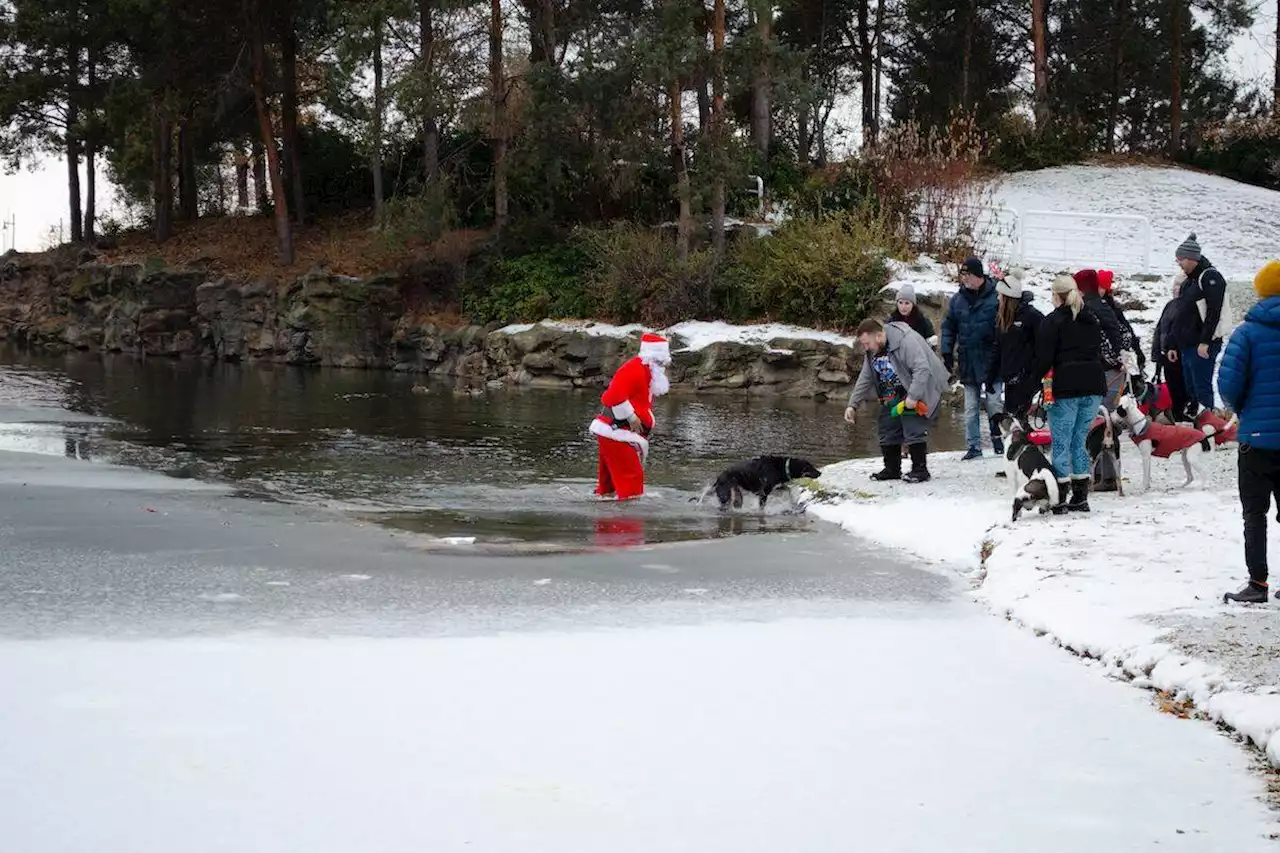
[845,318,951,483]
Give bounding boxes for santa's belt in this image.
[603,410,650,436]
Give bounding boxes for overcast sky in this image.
[1,15,1275,253]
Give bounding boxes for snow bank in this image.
[498,319,853,352]
[806,447,1280,765]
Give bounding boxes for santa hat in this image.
[638,332,671,364]
[1073,268,1100,295]
[1097,269,1114,292]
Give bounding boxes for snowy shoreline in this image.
[803,447,1280,767]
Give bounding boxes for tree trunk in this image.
[251,138,267,213]
[152,97,173,243]
[419,0,440,184]
[66,39,83,245]
[372,13,386,226]
[749,0,772,160]
[178,123,198,220]
[696,75,711,137]
[1169,0,1182,157]
[83,42,96,244]
[1105,0,1125,153]
[671,79,692,262]
[711,0,727,257]
[960,0,977,110]
[489,0,509,231]
[1032,0,1050,129]
[873,0,884,133]
[857,0,875,147]
[236,149,250,209]
[65,133,83,245]
[84,143,96,244]
[1274,0,1279,117]
[281,27,306,223]
[251,13,294,265]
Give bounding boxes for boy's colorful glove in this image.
[888,400,929,418]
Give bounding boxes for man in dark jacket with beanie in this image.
[942,257,1001,459]
[1168,233,1228,413]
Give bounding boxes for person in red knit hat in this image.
[588,332,672,500]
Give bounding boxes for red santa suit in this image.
[589,333,671,500]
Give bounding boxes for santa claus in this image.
[588,332,672,500]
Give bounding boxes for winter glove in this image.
[984,382,996,395]
[942,353,954,375]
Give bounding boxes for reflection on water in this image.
[0,349,968,546]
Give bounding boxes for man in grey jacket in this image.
[845,318,951,483]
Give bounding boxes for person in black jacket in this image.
[1074,268,1128,410]
[986,271,1043,425]
[1151,273,1190,422]
[1098,270,1145,374]
[886,284,936,343]
[1167,233,1229,413]
[1035,275,1106,513]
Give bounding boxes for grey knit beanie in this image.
[1175,232,1201,262]
[895,284,917,305]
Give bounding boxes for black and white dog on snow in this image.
[697,456,822,511]
[996,415,1061,521]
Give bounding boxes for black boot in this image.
[903,443,931,483]
[1050,478,1070,515]
[870,445,902,481]
[1224,581,1269,604]
[1067,476,1091,512]
[990,413,1005,456]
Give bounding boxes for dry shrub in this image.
[718,210,899,328]
[583,225,715,326]
[866,114,1006,262]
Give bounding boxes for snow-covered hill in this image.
[993,164,1280,280]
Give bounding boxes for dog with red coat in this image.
[589,333,672,500]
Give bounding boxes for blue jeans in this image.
[963,382,1003,450]
[1049,394,1103,479]
[1180,341,1221,411]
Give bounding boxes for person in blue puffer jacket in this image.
[1218,260,1280,604]
[942,257,1002,459]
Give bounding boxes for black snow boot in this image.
[1067,476,1091,512]
[870,445,902,481]
[903,443,931,483]
[1050,478,1071,515]
[1224,581,1269,604]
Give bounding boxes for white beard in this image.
[647,361,670,398]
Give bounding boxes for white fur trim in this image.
[589,419,650,464]
[639,338,671,364]
[611,399,636,421]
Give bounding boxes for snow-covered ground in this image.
[5,617,1280,852]
[805,446,1280,768]
[995,164,1280,280]
[499,319,856,352]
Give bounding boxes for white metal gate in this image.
[1015,210,1152,273]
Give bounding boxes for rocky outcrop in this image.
[0,251,949,401]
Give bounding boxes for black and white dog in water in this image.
[996,415,1060,521]
[697,456,822,511]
